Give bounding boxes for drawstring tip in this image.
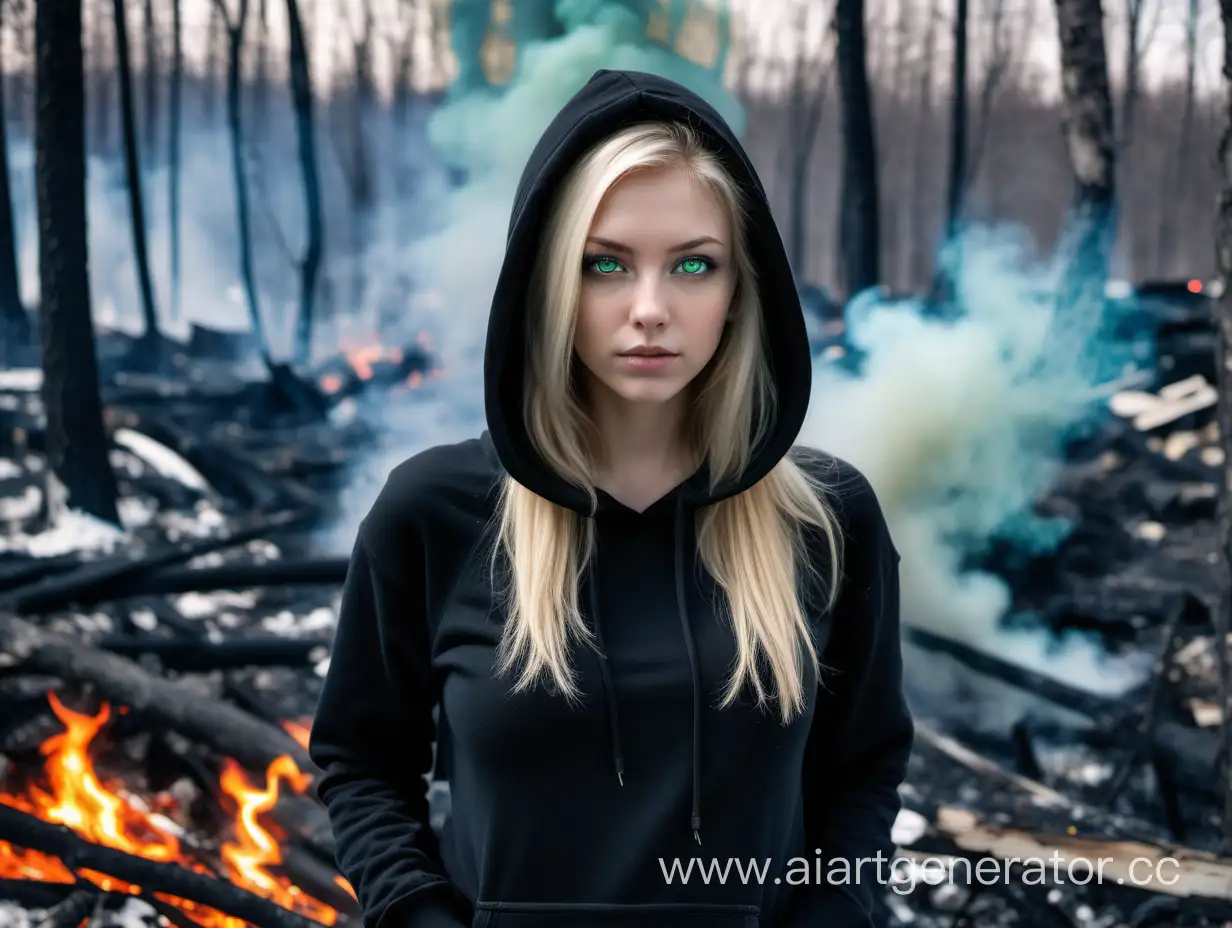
[615,760,625,786]
[692,816,701,845]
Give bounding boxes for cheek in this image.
[573,292,614,362]
[679,285,733,345]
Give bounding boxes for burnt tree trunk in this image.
[834,0,880,295]
[112,0,162,358]
[1119,0,1148,151]
[785,0,833,279]
[1052,0,1116,315]
[169,0,182,320]
[945,0,969,239]
[287,0,323,366]
[34,0,121,526]
[1214,0,1232,855]
[214,0,270,362]
[907,0,940,289]
[1155,0,1198,276]
[142,0,157,156]
[0,0,30,360]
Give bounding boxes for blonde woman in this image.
[310,69,912,928]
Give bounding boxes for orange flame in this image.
[0,695,343,927]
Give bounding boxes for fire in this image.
[0,694,344,927]
[341,338,402,381]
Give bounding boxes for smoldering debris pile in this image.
[0,291,1229,928]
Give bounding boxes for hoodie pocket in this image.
[472,901,760,928]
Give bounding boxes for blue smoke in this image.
[799,222,1154,694]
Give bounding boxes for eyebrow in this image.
[586,235,724,253]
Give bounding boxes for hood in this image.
[482,68,813,514]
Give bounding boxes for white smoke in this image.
[799,225,1153,696]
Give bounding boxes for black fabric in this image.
[309,69,913,928]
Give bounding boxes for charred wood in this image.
[0,508,309,615]
[97,635,332,671]
[0,803,329,928]
[114,557,347,600]
[0,612,315,776]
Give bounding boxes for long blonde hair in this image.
[490,120,844,725]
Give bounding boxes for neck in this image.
[588,388,693,483]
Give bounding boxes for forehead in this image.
[588,164,729,243]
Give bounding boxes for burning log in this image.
[0,802,329,928]
[0,692,354,927]
[0,612,314,776]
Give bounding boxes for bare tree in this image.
[1214,0,1232,856]
[34,0,121,525]
[782,0,836,277]
[945,0,970,240]
[141,0,156,155]
[0,0,30,360]
[213,0,270,362]
[112,0,162,363]
[286,0,323,366]
[834,0,880,294]
[168,0,181,320]
[907,0,941,288]
[1155,0,1199,275]
[966,0,1018,187]
[1118,0,1161,150]
[1052,0,1116,310]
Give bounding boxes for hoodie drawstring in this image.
[588,551,625,787]
[673,493,703,846]
[586,493,703,846]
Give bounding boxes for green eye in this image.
[678,257,710,275]
[588,256,622,274]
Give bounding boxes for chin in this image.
[608,378,689,406]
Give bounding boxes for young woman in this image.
[309,69,913,928]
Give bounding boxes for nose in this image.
[628,276,669,329]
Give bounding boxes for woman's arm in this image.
[781,467,914,927]
[309,515,470,928]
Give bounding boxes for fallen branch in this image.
[0,611,315,775]
[119,557,348,598]
[914,722,1171,844]
[930,804,1232,902]
[0,509,311,615]
[907,626,1129,727]
[98,635,333,671]
[0,803,328,928]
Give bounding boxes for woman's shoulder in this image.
[360,434,500,543]
[788,445,894,551]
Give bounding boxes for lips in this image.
[620,348,678,357]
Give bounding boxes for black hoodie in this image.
[309,70,913,928]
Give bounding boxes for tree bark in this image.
[785,0,834,278]
[0,0,30,360]
[169,0,182,321]
[1155,0,1198,276]
[834,0,880,295]
[214,0,270,362]
[287,0,324,366]
[907,0,940,289]
[945,0,969,240]
[1052,0,1116,315]
[34,0,121,527]
[142,0,157,156]
[1213,0,1232,855]
[112,0,162,356]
